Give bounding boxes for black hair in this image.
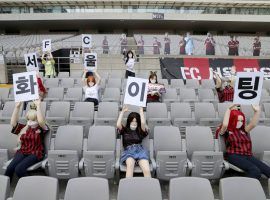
[126,112,143,134]
[148,71,158,84]
[125,50,134,64]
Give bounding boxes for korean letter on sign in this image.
[82,34,92,48]
[123,77,148,107]
[13,71,39,102]
[84,53,97,71]
[42,39,51,52]
[24,53,39,72]
[233,72,264,105]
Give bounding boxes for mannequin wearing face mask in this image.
[116,105,151,178]
[125,50,136,78]
[82,68,101,106]
[216,104,270,179]
[147,71,161,103]
[41,52,56,78]
[5,99,49,180]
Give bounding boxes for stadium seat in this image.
[94,102,119,126]
[69,102,94,137]
[179,88,198,103]
[169,177,215,200]
[64,177,109,200]
[106,78,122,89]
[263,103,270,125]
[44,87,64,102]
[162,88,179,110]
[44,78,59,88]
[60,78,75,89]
[146,103,171,138]
[46,125,83,179]
[81,126,117,179]
[217,102,231,120]
[74,78,84,88]
[58,72,70,78]
[102,88,121,103]
[117,177,162,200]
[219,177,267,200]
[263,80,270,91]
[0,175,10,200]
[4,88,14,102]
[201,79,215,89]
[70,71,82,78]
[185,79,200,89]
[241,105,265,124]
[186,126,225,179]
[198,88,218,105]
[0,88,10,103]
[0,101,23,124]
[9,176,58,200]
[170,79,185,92]
[46,101,70,136]
[159,79,169,88]
[260,89,270,103]
[154,126,190,180]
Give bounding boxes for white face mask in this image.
[130,122,137,131]
[150,79,156,84]
[128,53,132,58]
[89,82,95,87]
[27,120,38,128]
[223,81,229,87]
[236,121,243,129]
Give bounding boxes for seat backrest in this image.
[263,80,270,89]
[64,177,109,200]
[170,79,184,88]
[0,124,17,157]
[198,88,215,100]
[163,88,178,99]
[250,126,270,157]
[169,177,215,200]
[54,125,83,153]
[194,102,216,120]
[170,103,192,121]
[186,126,215,157]
[0,175,10,200]
[201,79,215,89]
[72,102,94,118]
[103,88,120,100]
[146,103,168,119]
[179,88,197,100]
[154,126,182,152]
[48,101,70,119]
[87,126,116,151]
[185,79,200,89]
[264,103,270,118]
[217,102,231,119]
[65,88,82,99]
[107,78,122,88]
[117,177,162,200]
[47,87,64,99]
[0,88,10,100]
[2,101,22,117]
[61,78,75,88]
[12,176,59,200]
[45,78,59,88]
[97,102,119,118]
[58,72,70,78]
[70,71,82,78]
[219,177,266,200]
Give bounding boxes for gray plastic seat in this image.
[94,102,119,126]
[0,88,10,103]
[45,78,59,88]
[217,102,232,120]
[162,88,179,110]
[10,176,58,200]
[0,101,23,124]
[146,103,171,138]
[263,80,270,91]
[198,88,218,104]
[46,101,70,137]
[169,177,215,200]
[43,87,64,103]
[64,177,109,200]
[154,126,189,180]
[106,78,122,89]
[82,126,116,179]
[185,79,200,89]
[69,102,94,137]
[201,79,215,89]
[109,71,124,79]
[262,103,270,125]
[179,88,198,102]
[5,88,14,102]
[250,126,270,166]
[170,79,185,92]
[241,105,265,124]
[186,126,225,179]
[46,125,84,179]
[58,72,70,78]
[219,177,267,200]
[70,71,82,78]
[194,103,220,127]
[117,177,162,200]
[261,89,270,103]
[159,79,169,88]
[0,175,10,200]
[102,88,121,103]
[64,88,83,106]
[61,78,75,88]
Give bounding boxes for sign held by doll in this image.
[13,71,39,102]
[82,34,92,48]
[124,77,148,107]
[233,72,263,105]
[24,53,39,72]
[84,53,97,71]
[42,39,51,52]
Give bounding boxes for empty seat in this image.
[162,88,179,110]
[154,126,189,180]
[250,126,270,166]
[201,79,215,89]
[109,71,124,79]
[58,72,70,78]
[0,88,10,103]
[241,105,265,124]
[198,88,218,104]
[44,78,59,88]
[0,175,10,200]
[102,88,121,103]
[69,102,94,137]
[169,177,215,200]
[106,78,122,89]
[186,126,225,179]
[263,103,270,125]
[46,125,84,179]
[5,88,14,102]
[185,79,200,89]
[10,176,59,200]
[263,80,270,91]
[170,79,185,91]
[217,102,231,120]
[194,103,220,127]
[46,101,70,136]
[179,88,198,102]
[146,103,171,138]
[0,101,23,124]
[159,79,169,88]
[261,89,270,103]
[64,88,83,103]
[219,177,267,200]
[64,177,109,200]
[82,126,116,179]
[94,102,119,126]
[70,71,82,78]
[61,78,75,88]
[44,87,64,102]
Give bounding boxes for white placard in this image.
[124,77,148,107]
[82,34,92,48]
[84,53,97,71]
[42,39,51,52]
[13,71,39,102]
[24,53,39,72]
[233,72,264,105]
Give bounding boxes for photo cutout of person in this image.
[153,37,161,55]
[164,32,171,55]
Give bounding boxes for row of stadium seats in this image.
[1,124,270,181]
[2,175,269,200]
